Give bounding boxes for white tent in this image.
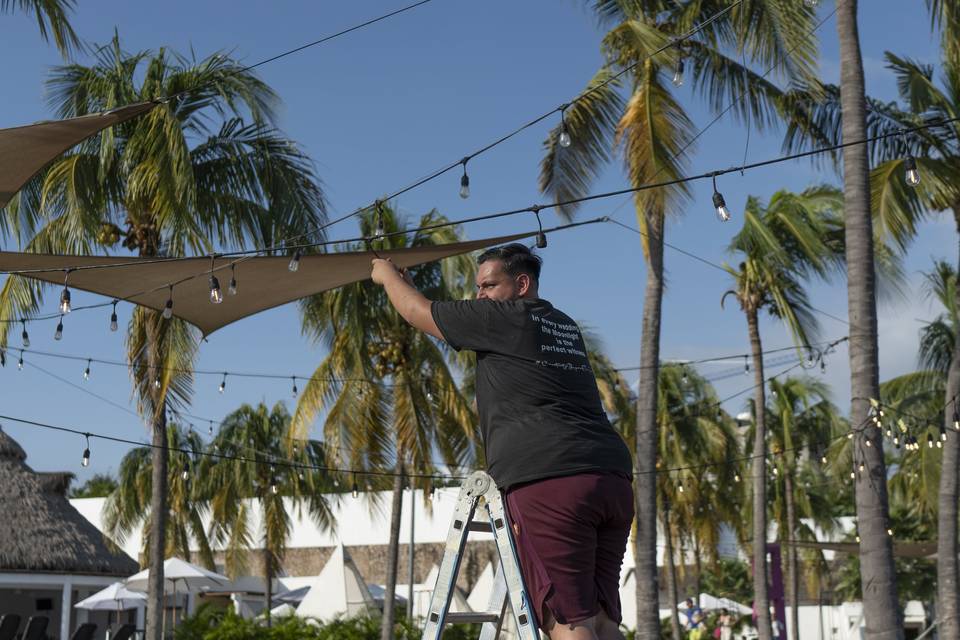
[466,562,496,613]
[296,545,377,621]
[396,564,471,620]
[698,593,752,615]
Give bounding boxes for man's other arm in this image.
[371,258,444,340]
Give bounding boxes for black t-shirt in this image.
[431,297,633,489]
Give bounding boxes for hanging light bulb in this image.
[893,434,900,447]
[288,248,302,272]
[352,473,359,499]
[154,371,161,389]
[940,427,948,442]
[110,302,119,332]
[208,421,214,437]
[181,462,190,481]
[59,275,71,315]
[711,175,731,222]
[744,356,750,375]
[292,376,298,397]
[772,466,779,476]
[81,434,91,467]
[771,388,778,400]
[298,469,305,481]
[219,373,227,394]
[18,351,24,371]
[904,154,920,187]
[228,264,238,296]
[672,57,685,87]
[163,286,174,320]
[865,439,872,447]
[54,316,64,341]
[558,107,572,148]
[734,471,741,483]
[0,349,5,368]
[820,452,828,465]
[855,532,861,543]
[887,527,894,537]
[820,359,826,374]
[681,367,689,386]
[954,409,960,430]
[21,321,29,348]
[271,480,278,494]
[927,433,935,448]
[209,275,223,304]
[459,158,470,199]
[84,359,91,381]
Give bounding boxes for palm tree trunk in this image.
[936,209,960,640]
[146,405,168,640]
[263,544,273,626]
[784,472,800,640]
[381,465,404,640]
[661,496,682,640]
[835,4,901,638]
[746,308,772,640]
[635,210,665,640]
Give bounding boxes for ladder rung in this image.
[467,520,493,532]
[443,612,501,624]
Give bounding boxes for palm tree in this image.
[721,187,843,638]
[292,202,475,640]
[783,12,960,626]
[537,4,820,635]
[201,402,335,622]
[766,377,843,640]
[1,0,80,57]
[0,34,327,640]
[104,422,216,569]
[600,359,738,640]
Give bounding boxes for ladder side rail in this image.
[421,484,480,640]
[483,487,542,640]
[477,567,509,640]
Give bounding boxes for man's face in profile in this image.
[475,259,527,301]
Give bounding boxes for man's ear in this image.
[516,273,531,296]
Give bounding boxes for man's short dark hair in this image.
[477,243,542,281]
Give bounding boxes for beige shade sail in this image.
[0,230,534,336]
[0,102,158,207]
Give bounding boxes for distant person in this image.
[718,608,735,640]
[683,598,705,639]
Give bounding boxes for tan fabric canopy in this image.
[0,102,157,207]
[786,540,937,559]
[0,230,534,336]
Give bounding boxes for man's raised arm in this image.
[371,258,444,341]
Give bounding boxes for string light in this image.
[21,321,29,348]
[163,286,174,320]
[110,302,119,332]
[219,373,227,394]
[288,248,302,272]
[291,376,298,397]
[711,175,731,222]
[734,471,741,482]
[743,356,749,374]
[901,131,921,187]
[181,460,190,481]
[459,158,470,199]
[940,427,948,442]
[820,451,828,465]
[81,434,90,467]
[54,316,64,341]
[154,371,161,389]
[209,274,223,304]
[672,57,685,87]
[532,206,548,249]
[59,271,72,315]
[352,473,359,498]
[558,106,572,148]
[228,264,238,296]
[373,203,386,239]
[927,433,934,449]
[83,359,91,381]
[18,351,23,371]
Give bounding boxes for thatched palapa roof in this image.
[0,426,138,576]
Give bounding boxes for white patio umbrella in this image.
[125,558,229,629]
[75,582,147,610]
[75,582,146,628]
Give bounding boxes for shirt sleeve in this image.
[431,299,524,353]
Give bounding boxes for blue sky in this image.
[0,1,952,480]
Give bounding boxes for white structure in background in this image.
[294,545,377,620]
[71,489,932,639]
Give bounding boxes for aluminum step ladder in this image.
[421,470,541,640]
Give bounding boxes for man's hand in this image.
[371,258,400,285]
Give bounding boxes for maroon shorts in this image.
[505,471,634,630]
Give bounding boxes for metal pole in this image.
[407,487,416,620]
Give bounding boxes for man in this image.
[371,243,634,640]
[683,598,705,640]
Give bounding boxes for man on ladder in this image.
[372,243,633,640]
